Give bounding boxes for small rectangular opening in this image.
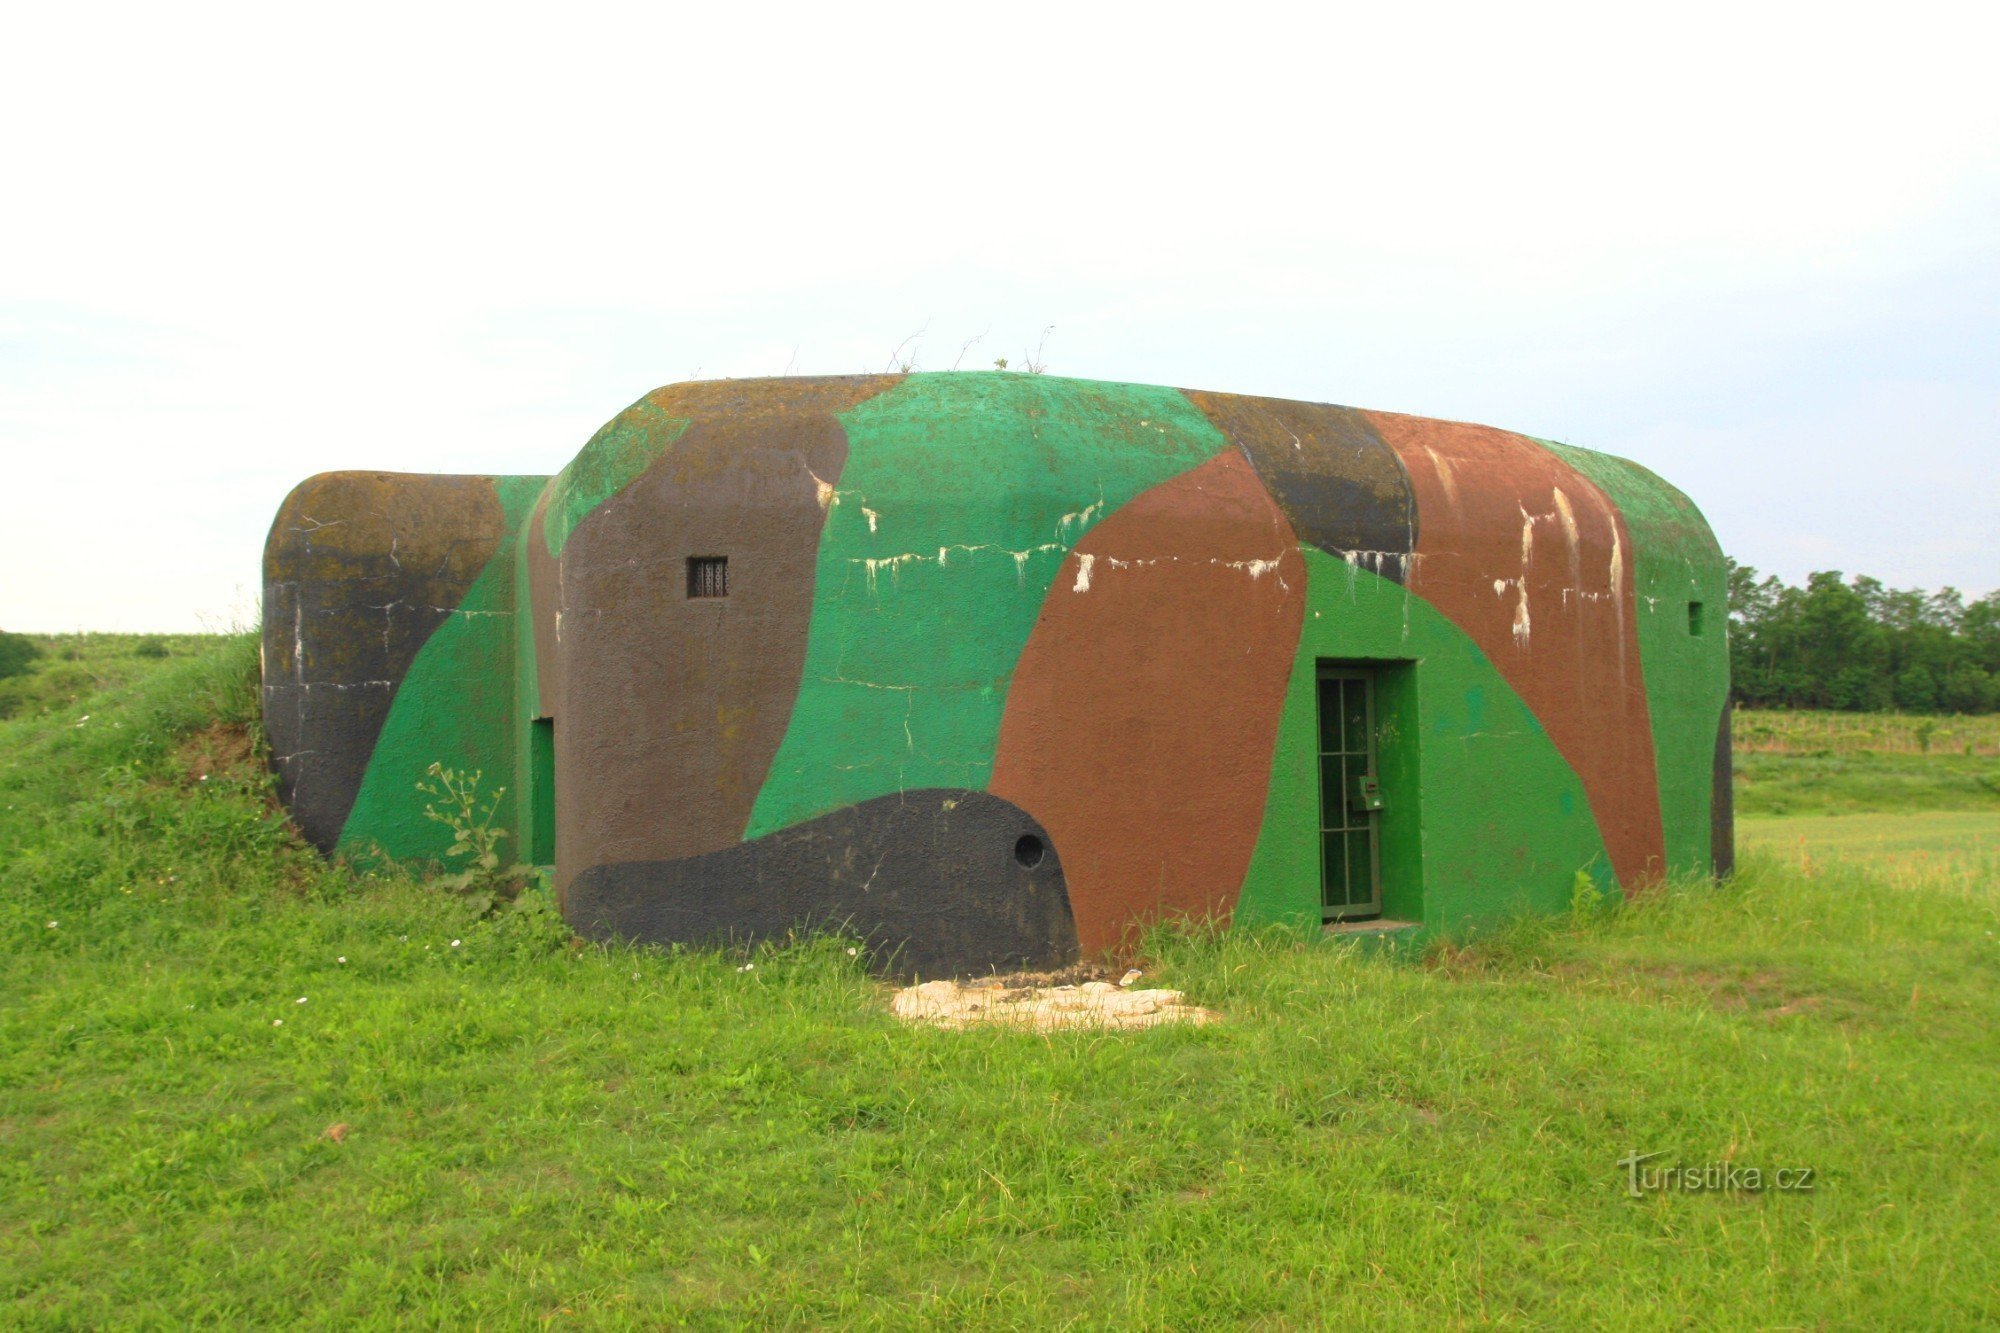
[1687,600,1706,636]
[687,556,728,599]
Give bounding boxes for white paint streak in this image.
[807,466,837,511]
[849,542,1065,592]
[1072,552,1096,593]
[860,552,927,593]
[1510,502,1540,650]
[1053,495,1104,541]
[1425,447,1460,510]
[1335,547,1411,575]
[1610,525,1628,683]
[1552,487,1579,553]
[862,506,879,533]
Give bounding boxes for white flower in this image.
[450,939,461,948]
[737,963,755,972]
[45,921,57,929]
[846,947,858,957]
[337,956,347,964]
[272,1019,283,1027]
[295,996,308,1004]
[198,774,209,782]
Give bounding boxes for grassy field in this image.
[1741,810,2000,867]
[1734,707,2000,758]
[0,633,218,723]
[1732,707,2000,818]
[2,640,1997,1326]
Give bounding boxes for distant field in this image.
[3,638,1997,1326]
[1732,709,2000,818]
[0,632,220,722]
[1734,707,2000,757]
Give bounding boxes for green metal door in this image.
[1317,666,1383,921]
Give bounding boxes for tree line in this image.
[1728,563,2000,713]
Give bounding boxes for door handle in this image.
[1349,774,1384,812]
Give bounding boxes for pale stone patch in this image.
[891,977,1218,1031]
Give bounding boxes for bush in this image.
[1895,665,1940,713]
[1941,667,1996,715]
[134,637,170,659]
[0,631,38,681]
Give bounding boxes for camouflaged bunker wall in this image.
[263,373,1732,977]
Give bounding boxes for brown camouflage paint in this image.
[1364,411,1668,889]
[1183,389,1417,578]
[261,472,504,851]
[552,376,902,897]
[989,449,1306,953]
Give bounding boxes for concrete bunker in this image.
[263,372,1732,976]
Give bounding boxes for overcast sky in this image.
[3,1,1995,631]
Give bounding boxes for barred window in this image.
[687,556,728,599]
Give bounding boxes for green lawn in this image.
[3,641,1997,1326]
[1742,810,2000,866]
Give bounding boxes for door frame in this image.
[1316,663,1384,922]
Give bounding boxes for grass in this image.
[0,632,219,722]
[1732,708,2000,817]
[1741,811,2000,868]
[2,641,1998,1326]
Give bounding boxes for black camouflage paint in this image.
[1183,390,1418,581]
[564,789,1079,978]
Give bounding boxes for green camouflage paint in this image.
[512,499,551,866]
[336,475,547,864]
[1234,547,1613,933]
[1536,439,1731,875]
[542,398,691,558]
[745,373,1231,837]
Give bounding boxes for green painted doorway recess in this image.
[1317,666,1385,921]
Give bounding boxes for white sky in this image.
[3,0,1996,630]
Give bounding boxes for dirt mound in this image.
[176,721,259,785]
[891,977,1218,1031]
